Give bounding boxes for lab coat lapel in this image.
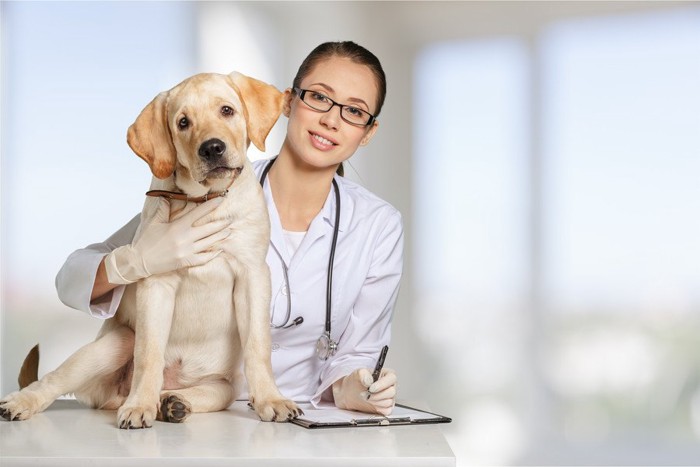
[263,179,291,265]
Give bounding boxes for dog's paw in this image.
[251,397,303,422]
[117,402,157,429]
[156,393,191,423]
[0,391,43,421]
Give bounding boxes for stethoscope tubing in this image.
[325,180,340,334]
[260,158,340,352]
[269,241,294,329]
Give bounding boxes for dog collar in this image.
[145,166,243,203]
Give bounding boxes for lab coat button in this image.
[281,285,288,296]
[271,343,280,352]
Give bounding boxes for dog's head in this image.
[127,72,283,194]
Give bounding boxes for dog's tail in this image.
[18,344,40,389]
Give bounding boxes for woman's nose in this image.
[319,104,342,130]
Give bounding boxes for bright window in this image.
[414,7,700,465]
[414,39,530,465]
[540,7,700,456]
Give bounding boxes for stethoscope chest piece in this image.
[316,331,338,361]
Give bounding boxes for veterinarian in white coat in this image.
[56,41,402,416]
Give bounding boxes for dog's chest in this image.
[169,256,237,340]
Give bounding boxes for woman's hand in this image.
[332,368,397,416]
[104,198,231,284]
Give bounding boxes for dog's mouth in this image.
[205,166,235,179]
[196,165,245,188]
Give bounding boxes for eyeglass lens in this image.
[300,90,373,126]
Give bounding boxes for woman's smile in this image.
[309,131,338,151]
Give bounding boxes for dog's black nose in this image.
[198,138,226,161]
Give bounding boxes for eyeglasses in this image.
[293,87,376,127]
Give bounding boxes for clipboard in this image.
[290,403,452,429]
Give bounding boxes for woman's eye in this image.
[345,106,363,117]
[311,92,328,103]
[178,117,189,129]
[221,106,235,116]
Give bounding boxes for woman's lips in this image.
[310,132,337,150]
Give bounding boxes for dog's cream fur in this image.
[0,72,299,428]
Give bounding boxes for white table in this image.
[0,400,455,466]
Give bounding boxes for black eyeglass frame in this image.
[292,87,376,127]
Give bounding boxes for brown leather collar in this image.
[145,166,243,203]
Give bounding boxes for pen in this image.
[372,345,389,382]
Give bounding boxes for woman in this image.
[56,41,403,416]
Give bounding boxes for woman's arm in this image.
[314,208,405,412]
[56,197,232,318]
[91,257,115,303]
[56,215,141,318]
[55,214,140,318]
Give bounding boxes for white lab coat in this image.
[55,158,404,405]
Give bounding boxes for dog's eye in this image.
[221,106,235,117]
[178,117,189,130]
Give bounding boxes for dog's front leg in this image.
[117,277,176,429]
[234,262,301,422]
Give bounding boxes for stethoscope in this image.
[260,157,341,361]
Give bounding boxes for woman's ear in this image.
[360,120,379,147]
[282,88,294,118]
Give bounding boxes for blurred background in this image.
[2,1,699,464]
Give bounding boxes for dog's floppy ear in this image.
[127,91,176,179]
[228,72,284,152]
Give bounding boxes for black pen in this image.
[372,345,389,382]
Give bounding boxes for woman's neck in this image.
[268,152,338,232]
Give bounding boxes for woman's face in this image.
[282,55,379,172]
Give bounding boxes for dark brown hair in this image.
[293,41,387,117]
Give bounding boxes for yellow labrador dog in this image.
[0,72,300,428]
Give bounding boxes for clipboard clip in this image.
[350,416,412,426]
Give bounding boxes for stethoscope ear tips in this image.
[282,316,304,329]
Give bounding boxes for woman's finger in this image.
[368,368,396,393]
